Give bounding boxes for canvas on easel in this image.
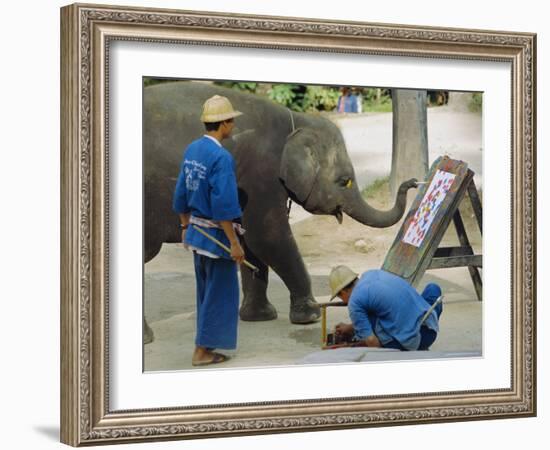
[382,156,483,299]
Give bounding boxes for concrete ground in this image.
[144,245,482,371]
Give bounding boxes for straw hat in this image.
[200,95,243,123]
[329,265,358,300]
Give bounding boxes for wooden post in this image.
[318,301,347,348]
[467,179,483,233]
[321,306,327,346]
[452,207,483,301]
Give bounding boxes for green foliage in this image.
[469,93,483,112]
[302,86,340,112]
[143,77,176,87]
[361,88,387,102]
[362,97,393,113]
[216,81,341,112]
[359,88,392,113]
[215,81,258,93]
[268,85,341,112]
[268,84,299,108]
[145,78,396,114]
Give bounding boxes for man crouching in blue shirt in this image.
[173,95,245,366]
[328,266,443,350]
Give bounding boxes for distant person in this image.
[337,87,352,113]
[328,266,443,350]
[337,87,361,113]
[351,88,363,113]
[173,95,245,366]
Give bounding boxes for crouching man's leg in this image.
[418,283,442,350]
[422,283,443,318]
[418,326,437,351]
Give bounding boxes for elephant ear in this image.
[279,128,320,204]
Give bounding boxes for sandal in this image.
[192,352,230,367]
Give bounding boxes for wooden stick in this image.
[420,295,444,324]
[321,306,327,346]
[191,225,259,272]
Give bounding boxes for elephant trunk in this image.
[343,178,417,228]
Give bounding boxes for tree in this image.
[390,89,429,199]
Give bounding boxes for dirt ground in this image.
[144,106,483,371]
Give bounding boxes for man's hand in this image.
[230,241,245,264]
[364,334,382,348]
[335,322,354,339]
[220,220,245,264]
[344,335,381,348]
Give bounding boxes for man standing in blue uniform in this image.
[173,95,245,366]
[328,266,443,350]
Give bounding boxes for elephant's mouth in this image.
[334,207,343,224]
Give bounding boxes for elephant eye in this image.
[338,177,353,188]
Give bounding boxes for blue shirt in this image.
[173,136,242,259]
[337,94,360,113]
[348,270,439,350]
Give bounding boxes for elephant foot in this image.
[143,317,154,345]
[239,299,278,321]
[289,297,321,324]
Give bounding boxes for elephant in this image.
[144,81,417,324]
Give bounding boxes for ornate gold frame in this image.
[60,3,536,446]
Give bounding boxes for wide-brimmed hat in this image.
[329,265,358,300]
[200,95,243,123]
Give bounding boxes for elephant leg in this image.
[144,241,162,265]
[143,239,162,345]
[244,226,320,324]
[143,317,154,344]
[268,242,321,325]
[239,242,277,321]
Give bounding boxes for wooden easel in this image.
[382,157,483,301]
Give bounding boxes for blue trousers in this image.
[421,283,443,319]
[383,283,442,351]
[193,253,239,350]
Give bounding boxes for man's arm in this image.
[347,288,382,348]
[330,335,381,349]
[335,323,354,339]
[220,220,245,264]
[209,154,244,264]
[325,333,381,349]
[179,213,190,228]
[179,213,190,245]
[352,335,382,348]
[348,302,376,343]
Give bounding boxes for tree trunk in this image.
[390,89,429,199]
